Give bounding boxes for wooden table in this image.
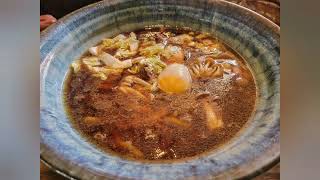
[41,0,280,179]
[40,162,279,180]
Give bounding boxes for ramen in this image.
[64,28,256,160]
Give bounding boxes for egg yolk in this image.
[158,64,192,93]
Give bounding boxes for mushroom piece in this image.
[203,102,223,130]
[190,58,224,79]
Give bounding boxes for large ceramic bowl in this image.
[40,0,280,179]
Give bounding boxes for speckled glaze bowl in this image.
[40,0,280,179]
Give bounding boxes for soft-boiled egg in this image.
[158,63,192,93]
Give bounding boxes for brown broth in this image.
[64,28,257,160]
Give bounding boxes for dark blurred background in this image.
[40,0,101,18]
[40,0,279,25]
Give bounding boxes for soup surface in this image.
[64,28,256,160]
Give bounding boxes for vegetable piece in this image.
[214,51,235,59]
[214,60,237,74]
[114,49,137,59]
[158,64,192,93]
[82,56,102,67]
[97,81,114,90]
[231,66,250,87]
[145,129,156,140]
[97,74,122,90]
[101,33,139,58]
[196,92,210,100]
[179,113,193,122]
[139,43,165,57]
[71,60,81,73]
[169,34,193,45]
[203,102,223,130]
[81,53,124,80]
[210,64,224,78]
[131,56,145,64]
[94,132,107,141]
[187,41,196,47]
[164,116,190,128]
[88,66,123,80]
[83,116,103,127]
[232,66,251,79]
[202,39,214,46]
[193,42,223,55]
[150,81,158,92]
[120,75,153,90]
[113,133,144,158]
[115,32,139,58]
[88,46,100,56]
[118,75,154,100]
[127,57,145,74]
[235,77,249,87]
[119,86,146,99]
[129,32,139,52]
[140,40,157,48]
[195,33,210,40]
[162,45,184,64]
[132,77,152,88]
[119,141,144,158]
[127,64,141,74]
[140,55,167,76]
[102,34,126,49]
[115,34,127,40]
[99,52,132,69]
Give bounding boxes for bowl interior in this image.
[40,0,279,179]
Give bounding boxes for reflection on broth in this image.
[64,28,256,160]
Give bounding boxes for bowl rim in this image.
[40,0,280,179]
[40,0,280,42]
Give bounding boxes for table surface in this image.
[41,162,279,180]
[40,0,280,179]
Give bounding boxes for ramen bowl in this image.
[40,0,280,179]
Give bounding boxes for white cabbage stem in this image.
[99,52,132,69]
